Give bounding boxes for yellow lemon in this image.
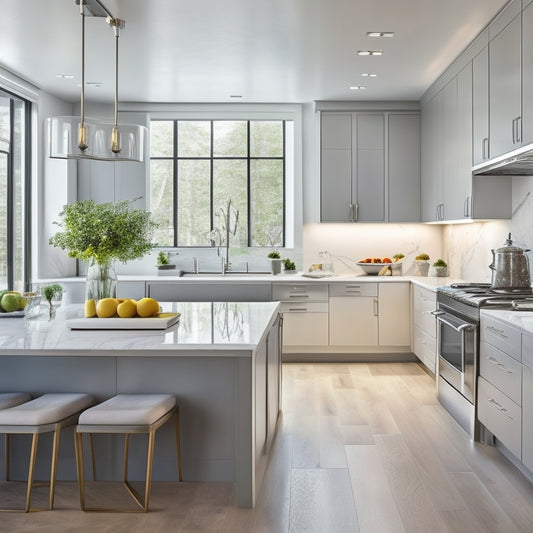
[96,298,118,318]
[136,297,160,318]
[85,299,96,318]
[117,299,137,318]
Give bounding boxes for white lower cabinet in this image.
[411,285,437,372]
[329,295,378,346]
[522,333,533,472]
[378,282,410,346]
[281,302,328,346]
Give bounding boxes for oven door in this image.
[435,310,477,403]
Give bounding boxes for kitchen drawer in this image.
[522,333,533,370]
[329,282,378,297]
[480,315,521,361]
[480,340,522,405]
[478,376,522,459]
[413,325,437,373]
[279,302,328,313]
[412,286,436,316]
[412,307,437,338]
[272,283,328,302]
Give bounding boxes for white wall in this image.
[443,176,533,282]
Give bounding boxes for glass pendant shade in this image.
[48,116,147,162]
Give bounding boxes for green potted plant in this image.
[49,199,157,300]
[431,258,448,277]
[267,250,283,275]
[43,283,63,319]
[414,253,430,277]
[156,251,176,272]
[283,258,297,274]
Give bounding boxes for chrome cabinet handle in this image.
[487,356,513,374]
[289,294,308,299]
[482,137,489,160]
[373,298,378,317]
[488,398,514,420]
[288,308,308,312]
[349,203,358,222]
[486,325,507,338]
[516,116,522,144]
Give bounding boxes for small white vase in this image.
[414,260,430,277]
[269,258,283,275]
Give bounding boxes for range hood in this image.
[472,143,533,176]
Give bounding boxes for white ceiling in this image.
[0,0,509,105]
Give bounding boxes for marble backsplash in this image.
[443,175,533,283]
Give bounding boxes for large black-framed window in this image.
[0,89,31,292]
[149,119,286,248]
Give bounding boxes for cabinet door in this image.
[378,283,410,346]
[522,2,533,144]
[329,296,378,346]
[472,46,490,164]
[523,365,533,471]
[421,96,438,222]
[321,113,352,222]
[489,14,522,157]
[281,303,329,346]
[388,114,420,222]
[355,114,385,222]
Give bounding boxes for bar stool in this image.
[74,393,182,513]
[1,393,32,485]
[0,393,94,512]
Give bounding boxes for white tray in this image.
[0,311,24,318]
[66,312,180,330]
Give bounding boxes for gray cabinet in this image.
[320,111,420,223]
[521,1,533,145]
[388,114,420,222]
[421,95,438,222]
[472,46,489,165]
[489,12,522,158]
[147,281,271,302]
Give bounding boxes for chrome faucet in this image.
[192,257,199,274]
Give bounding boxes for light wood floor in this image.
[2,362,533,532]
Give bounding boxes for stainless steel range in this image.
[435,282,533,439]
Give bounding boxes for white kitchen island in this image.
[0,301,282,508]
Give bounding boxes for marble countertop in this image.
[481,309,533,336]
[0,301,280,357]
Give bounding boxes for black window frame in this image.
[0,88,31,291]
[150,118,286,249]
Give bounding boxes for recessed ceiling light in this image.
[349,86,367,90]
[367,32,394,38]
[56,74,74,79]
[361,73,377,78]
[357,50,383,56]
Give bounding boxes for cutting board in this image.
[66,312,180,330]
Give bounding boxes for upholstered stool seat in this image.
[0,393,94,512]
[0,392,31,410]
[75,393,182,513]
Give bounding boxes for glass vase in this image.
[85,260,117,301]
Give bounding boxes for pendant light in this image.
[49,0,147,163]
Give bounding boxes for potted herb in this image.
[283,258,297,274]
[49,199,157,300]
[156,251,176,272]
[267,251,283,275]
[414,253,431,277]
[43,283,63,319]
[431,258,448,277]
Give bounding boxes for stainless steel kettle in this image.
[489,233,531,290]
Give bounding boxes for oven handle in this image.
[435,313,477,333]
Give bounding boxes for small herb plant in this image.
[283,258,296,271]
[43,284,63,318]
[433,259,448,267]
[268,251,281,259]
[49,199,157,265]
[415,253,430,261]
[157,251,170,266]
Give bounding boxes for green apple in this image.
[1,292,22,313]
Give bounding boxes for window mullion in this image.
[173,120,178,247]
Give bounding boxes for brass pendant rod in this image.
[77,0,88,151]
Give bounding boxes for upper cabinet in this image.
[489,8,522,158]
[521,1,533,144]
[472,46,489,165]
[320,110,420,223]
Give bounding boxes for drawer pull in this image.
[488,398,514,420]
[289,295,309,299]
[288,308,308,312]
[487,356,514,374]
[486,325,508,338]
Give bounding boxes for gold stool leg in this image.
[144,430,156,512]
[25,433,39,513]
[74,430,86,511]
[48,428,61,510]
[174,409,183,481]
[89,433,96,480]
[123,434,130,482]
